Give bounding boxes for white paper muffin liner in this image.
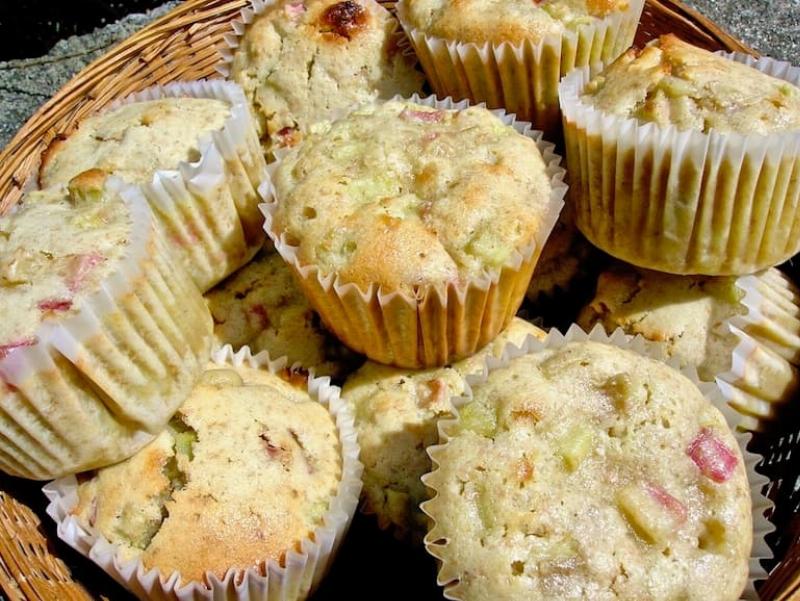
[43,344,363,601]
[0,179,212,480]
[421,325,774,601]
[560,52,800,275]
[396,0,644,139]
[719,269,800,431]
[259,93,567,368]
[103,80,268,292]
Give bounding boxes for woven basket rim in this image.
[1,1,793,601]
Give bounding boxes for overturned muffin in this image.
[578,264,800,423]
[205,251,359,379]
[72,361,342,583]
[40,98,230,186]
[343,318,545,539]
[423,339,752,601]
[229,0,424,151]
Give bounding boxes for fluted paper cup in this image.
[43,345,363,601]
[561,53,800,275]
[260,94,566,369]
[0,180,212,480]
[720,269,800,431]
[397,0,644,139]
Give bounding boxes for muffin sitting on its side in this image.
[229,0,424,152]
[205,251,359,379]
[578,264,800,429]
[39,85,268,291]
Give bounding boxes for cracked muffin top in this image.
[72,362,341,583]
[229,0,424,152]
[424,341,752,601]
[0,175,132,359]
[577,264,746,382]
[39,98,231,187]
[581,34,800,134]
[344,317,545,539]
[205,251,359,379]
[270,100,556,294]
[400,0,630,46]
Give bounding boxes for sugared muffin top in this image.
[270,100,557,294]
[582,34,800,134]
[400,0,630,45]
[230,0,423,151]
[72,362,341,583]
[205,251,358,379]
[578,265,745,381]
[344,317,545,537]
[0,174,132,359]
[40,98,231,187]
[424,340,752,601]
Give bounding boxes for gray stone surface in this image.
[0,2,179,148]
[682,0,800,63]
[0,0,798,150]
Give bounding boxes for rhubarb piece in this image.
[686,428,739,484]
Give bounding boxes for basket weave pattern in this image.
[0,0,794,599]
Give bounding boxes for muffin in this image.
[48,347,361,599]
[0,176,211,479]
[561,34,800,275]
[205,251,359,379]
[526,205,594,304]
[40,81,268,291]
[397,0,644,137]
[263,96,566,368]
[226,0,424,153]
[344,317,545,539]
[423,336,753,601]
[579,264,800,429]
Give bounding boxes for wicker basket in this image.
[0,1,796,600]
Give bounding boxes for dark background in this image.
[0,1,165,61]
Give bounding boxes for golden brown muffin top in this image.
[582,34,800,134]
[401,0,630,46]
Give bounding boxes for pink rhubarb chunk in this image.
[0,338,38,360]
[66,252,105,292]
[686,428,738,483]
[37,298,73,312]
[645,483,687,523]
[401,108,445,123]
[285,1,306,19]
